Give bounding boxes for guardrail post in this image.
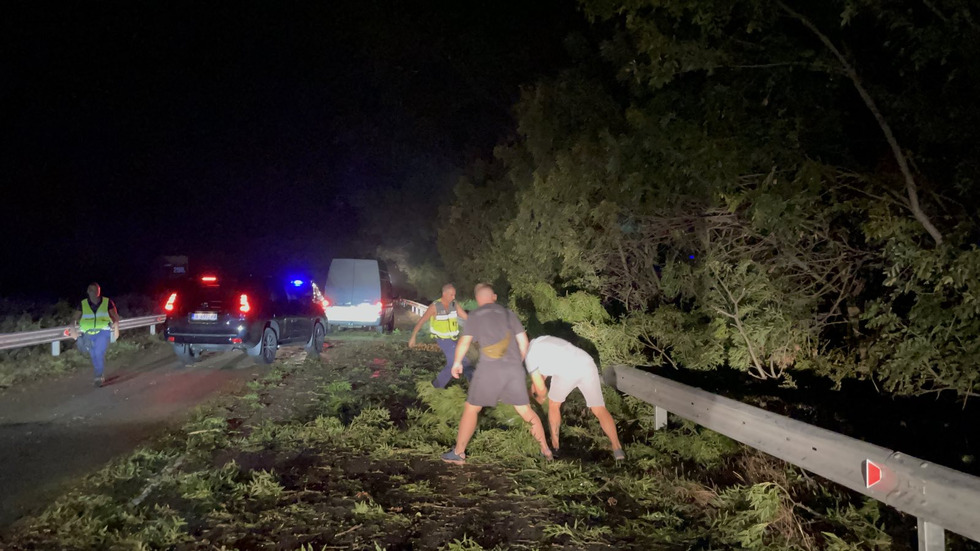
[149,324,156,335]
[51,341,60,356]
[654,406,668,430]
[917,519,945,551]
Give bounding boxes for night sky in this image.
[2,1,580,300]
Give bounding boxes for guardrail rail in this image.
[399,299,428,317]
[0,315,167,356]
[608,364,980,550]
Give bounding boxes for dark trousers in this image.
[432,337,474,388]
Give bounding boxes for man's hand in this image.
[111,323,120,341]
[450,361,463,379]
[68,326,80,340]
[532,388,547,405]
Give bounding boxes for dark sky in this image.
[1,1,580,299]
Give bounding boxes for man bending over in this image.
[525,335,625,461]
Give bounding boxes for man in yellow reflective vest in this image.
[70,282,120,388]
[408,283,474,387]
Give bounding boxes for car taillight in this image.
[239,294,251,313]
[164,292,177,312]
[320,298,330,311]
[201,275,218,283]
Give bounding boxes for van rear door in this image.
[324,259,383,325]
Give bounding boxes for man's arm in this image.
[108,301,120,324]
[530,371,548,404]
[408,304,436,347]
[68,309,82,339]
[450,335,474,378]
[455,301,468,321]
[516,331,529,360]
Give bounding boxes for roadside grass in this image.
[0,332,168,390]
[0,338,962,550]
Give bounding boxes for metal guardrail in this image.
[609,364,980,550]
[0,315,167,356]
[399,299,428,317]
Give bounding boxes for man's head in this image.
[441,283,456,303]
[86,283,101,302]
[474,283,496,306]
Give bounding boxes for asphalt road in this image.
[0,345,265,527]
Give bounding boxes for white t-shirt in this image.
[525,336,596,380]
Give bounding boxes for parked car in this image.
[321,258,394,333]
[163,273,327,364]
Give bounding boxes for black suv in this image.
[163,274,327,364]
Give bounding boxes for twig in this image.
[334,524,363,538]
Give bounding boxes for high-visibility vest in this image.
[430,299,460,339]
[80,298,112,334]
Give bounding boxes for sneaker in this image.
[440,449,466,465]
[612,448,626,461]
[94,377,104,388]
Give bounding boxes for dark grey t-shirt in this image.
[462,303,525,366]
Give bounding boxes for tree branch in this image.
[777,1,944,246]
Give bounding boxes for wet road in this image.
[0,346,265,527]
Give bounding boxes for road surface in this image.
[0,345,266,527]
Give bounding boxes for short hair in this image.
[442,283,456,292]
[88,282,101,291]
[474,283,494,297]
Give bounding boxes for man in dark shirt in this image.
[70,282,120,387]
[440,283,551,464]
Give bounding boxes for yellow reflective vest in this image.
[80,298,112,334]
[429,299,460,339]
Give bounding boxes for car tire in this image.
[259,327,277,364]
[172,343,199,366]
[305,322,325,357]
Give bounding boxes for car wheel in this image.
[305,322,325,357]
[259,327,277,364]
[172,343,199,366]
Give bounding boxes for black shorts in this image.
[467,362,529,407]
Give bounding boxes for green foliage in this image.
[434,0,980,397]
[861,232,980,397]
[711,483,794,549]
[648,420,741,468]
[445,535,485,551]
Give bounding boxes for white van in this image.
[322,258,395,333]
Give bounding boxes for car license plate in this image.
[191,311,218,322]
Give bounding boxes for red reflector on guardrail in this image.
[864,459,882,488]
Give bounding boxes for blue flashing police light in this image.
[291,279,305,287]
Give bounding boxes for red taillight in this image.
[320,298,330,311]
[164,292,177,312]
[239,294,251,313]
[201,275,217,283]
